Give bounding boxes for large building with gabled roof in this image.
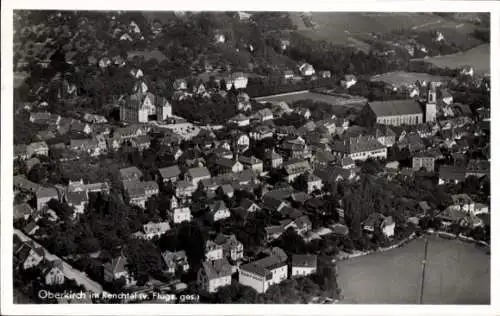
[120,92,172,123]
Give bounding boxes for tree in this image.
[176,221,206,274]
[126,238,165,285]
[275,228,307,254]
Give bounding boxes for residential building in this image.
[450,194,476,214]
[283,159,312,182]
[253,108,274,122]
[158,165,182,183]
[42,260,65,285]
[239,156,264,174]
[130,135,151,151]
[205,240,224,262]
[215,157,244,174]
[291,254,317,277]
[214,234,244,262]
[341,74,357,89]
[306,174,323,193]
[14,242,45,270]
[138,221,171,239]
[119,166,143,182]
[175,180,196,200]
[36,187,59,211]
[186,167,211,185]
[104,256,136,287]
[239,253,288,293]
[228,114,250,127]
[438,165,466,185]
[197,258,233,293]
[162,250,189,274]
[223,72,248,90]
[318,70,331,78]
[298,63,315,77]
[208,200,231,222]
[412,151,436,172]
[169,206,192,224]
[332,135,387,161]
[65,190,89,216]
[27,141,49,157]
[263,149,283,170]
[375,125,396,147]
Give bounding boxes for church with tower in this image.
[361,88,437,127]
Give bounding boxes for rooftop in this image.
[368,99,422,117]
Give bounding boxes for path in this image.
[14,229,104,294]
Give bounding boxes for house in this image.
[437,207,469,228]
[232,198,261,219]
[186,167,211,185]
[465,159,489,178]
[265,225,285,242]
[42,260,65,285]
[228,114,250,127]
[14,203,33,220]
[298,62,315,77]
[375,125,397,147]
[214,234,244,262]
[215,157,244,174]
[294,108,311,120]
[169,206,192,224]
[175,181,196,200]
[362,99,425,126]
[318,70,331,78]
[120,92,172,123]
[262,195,289,213]
[69,138,101,156]
[159,165,182,183]
[398,132,425,153]
[283,70,294,80]
[138,221,171,239]
[253,108,274,122]
[14,242,45,270]
[362,213,384,233]
[119,166,143,182]
[130,135,151,151]
[291,254,317,277]
[23,221,40,236]
[331,223,349,237]
[14,144,28,160]
[283,159,312,182]
[412,151,437,172]
[450,194,476,214]
[239,253,288,293]
[36,187,59,211]
[27,141,49,157]
[162,250,189,274]
[294,215,312,236]
[208,200,231,222]
[238,156,264,174]
[29,112,61,125]
[123,180,148,208]
[306,174,323,193]
[438,165,466,185]
[223,72,248,90]
[197,258,233,293]
[217,184,234,198]
[237,92,252,112]
[205,240,224,261]
[381,216,395,237]
[341,74,357,89]
[104,256,136,287]
[341,157,355,169]
[263,149,284,170]
[65,190,89,216]
[332,135,387,162]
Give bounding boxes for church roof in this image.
[368,100,422,117]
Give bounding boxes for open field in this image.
[255,91,367,107]
[370,71,452,86]
[289,12,482,50]
[412,44,490,74]
[336,235,490,304]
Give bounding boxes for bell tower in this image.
[425,88,437,123]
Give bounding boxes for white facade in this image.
[206,245,223,261]
[170,207,192,224]
[213,209,231,222]
[348,148,387,161]
[382,222,395,237]
[291,266,316,277]
[239,264,288,294]
[199,273,231,293]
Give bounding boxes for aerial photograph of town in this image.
[8,9,491,307]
